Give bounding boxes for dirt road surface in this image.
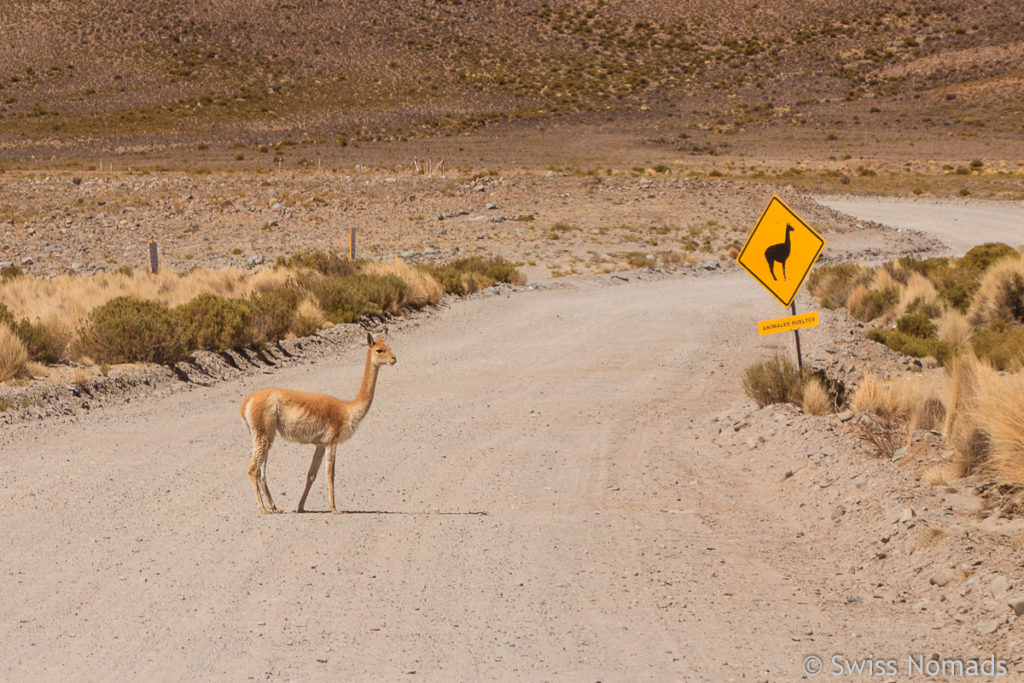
[816,196,1024,257]
[0,269,1007,680]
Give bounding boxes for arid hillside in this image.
[1,0,1022,161]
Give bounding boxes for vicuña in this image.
[240,331,397,514]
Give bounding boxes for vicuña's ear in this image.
[366,331,374,346]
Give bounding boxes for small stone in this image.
[892,447,908,461]
[837,410,853,422]
[485,202,497,210]
[991,575,1010,599]
[1010,598,1024,617]
[899,507,915,523]
[976,619,1002,636]
[831,505,846,520]
[930,570,954,587]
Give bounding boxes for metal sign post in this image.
[790,303,804,372]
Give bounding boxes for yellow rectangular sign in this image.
[758,311,820,336]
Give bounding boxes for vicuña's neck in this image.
[355,350,380,411]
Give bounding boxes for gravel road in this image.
[0,269,998,680]
[816,196,1024,256]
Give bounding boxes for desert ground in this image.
[4,1,1024,680]
[2,203,1024,680]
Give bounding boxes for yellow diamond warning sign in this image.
[736,195,825,307]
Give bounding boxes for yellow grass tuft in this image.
[290,298,326,338]
[971,371,1024,484]
[0,325,29,381]
[943,354,996,477]
[937,307,972,349]
[364,258,444,307]
[896,272,939,317]
[853,372,945,430]
[966,254,1024,326]
[871,267,901,293]
[802,377,832,416]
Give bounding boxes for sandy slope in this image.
[3,268,1009,681]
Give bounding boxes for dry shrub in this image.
[937,308,972,349]
[0,324,29,381]
[74,297,189,365]
[807,263,870,309]
[857,413,908,459]
[802,377,832,415]
[855,373,945,427]
[851,373,901,420]
[175,293,256,351]
[743,353,802,407]
[847,282,900,322]
[291,298,326,337]
[966,255,1024,325]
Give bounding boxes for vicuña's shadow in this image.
[298,509,488,516]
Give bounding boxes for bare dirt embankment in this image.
[2,246,1022,679]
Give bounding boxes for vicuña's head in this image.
[367,331,397,367]
[786,223,795,233]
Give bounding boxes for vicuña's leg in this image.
[297,445,326,513]
[327,444,341,514]
[247,437,273,514]
[259,458,282,513]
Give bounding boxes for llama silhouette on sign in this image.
[764,223,795,281]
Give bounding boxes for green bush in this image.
[959,242,1017,274]
[75,297,189,364]
[903,296,941,319]
[277,250,362,276]
[424,256,524,295]
[807,263,869,309]
[898,244,1017,311]
[896,311,937,338]
[1,265,24,282]
[251,287,301,344]
[309,274,405,324]
[849,286,899,322]
[1,304,69,363]
[867,328,952,364]
[13,319,66,364]
[175,293,256,351]
[743,353,803,407]
[971,320,1024,371]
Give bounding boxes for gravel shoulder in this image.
[2,266,1021,679]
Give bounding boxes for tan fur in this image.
[240,331,396,514]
